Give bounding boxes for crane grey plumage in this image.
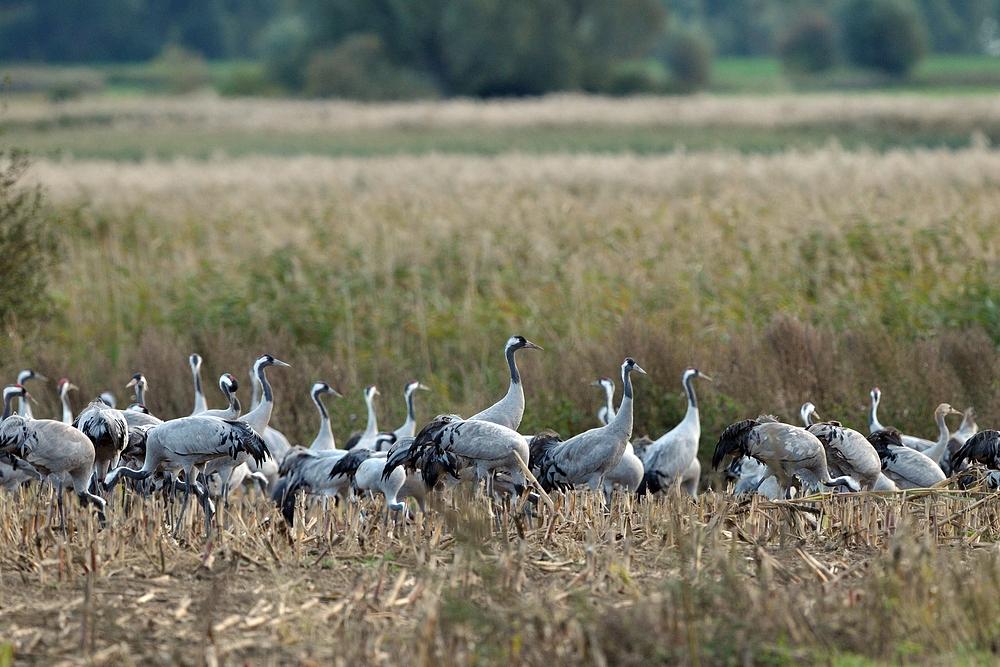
[712,416,861,497]
[271,447,349,526]
[950,429,1000,472]
[200,374,241,419]
[468,334,542,431]
[724,456,782,498]
[638,367,710,496]
[119,374,162,429]
[393,380,429,439]
[943,407,979,475]
[393,414,530,495]
[73,398,129,487]
[105,354,283,535]
[98,392,117,409]
[309,382,342,451]
[348,385,381,450]
[190,353,208,415]
[328,447,407,514]
[533,358,645,498]
[593,377,616,426]
[867,428,945,489]
[57,378,77,425]
[15,369,46,419]
[800,403,882,490]
[1,385,106,522]
[248,367,292,464]
[914,403,961,466]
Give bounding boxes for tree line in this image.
[0,0,998,97]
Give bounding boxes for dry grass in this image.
[6,148,1000,451]
[3,485,1000,665]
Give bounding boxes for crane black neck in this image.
[406,388,417,421]
[134,381,146,406]
[193,365,203,396]
[622,367,634,400]
[506,344,521,385]
[313,387,329,421]
[256,364,273,404]
[2,390,18,420]
[683,373,698,410]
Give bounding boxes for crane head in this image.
[870,387,881,402]
[312,381,341,399]
[405,380,430,395]
[17,369,47,384]
[220,374,238,392]
[623,358,646,375]
[125,373,146,390]
[255,354,290,370]
[683,367,712,382]
[58,378,79,396]
[507,335,543,352]
[365,385,379,400]
[189,353,202,370]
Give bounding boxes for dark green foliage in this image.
[777,11,838,73]
[0,150,53,333]
[841,0,929,75]
[664,27,714,90]
[302,34,436,99]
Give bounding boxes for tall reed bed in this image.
[6,148,1000,460]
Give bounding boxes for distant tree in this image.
[665,26,714,90]
[841,0,929,75]
[777,11,837,73]
[302,33,436,99]
[0,150,53,332]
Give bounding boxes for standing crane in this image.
[712,416,861,497]
[638,367,711,496]
[531,358,645,499]
[868,388,946,452]
[468,335,542,431]
[14,369,47,418]
[120,374,162,429]
[1,385,106,524]
[942,407,978,475]
[593,377,616,426]
[345,385,380,450]
[308,382,341,451]
[393,380,430,439]
[591,377,643,499]
[867,428,945,489]
[73,397,129,490]
[201,374,241,419]
[800,403,882,490]
[57,379,78,424]
[189,354,208,415]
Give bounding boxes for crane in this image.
[308,382,341,451]
[393,380,430,439]
[57,378,78,424]
[189,353,208,415]
[468,335,542,431]
[638,367,711,496]
[712,416,861,497]
[800,402,882,490]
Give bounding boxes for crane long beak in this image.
[272,360,291,368]
[699,372,713,382]
[327,388,343,398]
[417,383,430,391]
[34,374,49,383]
[633,364,647,375]
[125,378,137,389]
[68,383,79,392]
[524,341,543,350]
[25,391,38,405]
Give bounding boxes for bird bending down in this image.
[329,448,407,515]
[800,403,882,490]
[309,382,341,451]
[712,416,861,497]
[200,374,241,419]
[57,378,78,424]
[345,385,380,450]
[393,380,429,439]
[1,385,106,523]
[105,355,283,535]
[532,358,645,502]
[73,398,129,490]
[469,334,542,431]
[867,428,944,490]
[638,367,711,497]
[189,353,208,416]
[15,369,47,418]
[724,456,782,498]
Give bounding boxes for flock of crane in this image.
[2,333,1000,538]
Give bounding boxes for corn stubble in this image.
[2,486,1000,664]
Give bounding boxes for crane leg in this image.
[173,479,192,539]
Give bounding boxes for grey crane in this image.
[912,403,962,466]
[15,369,47,418]
[712,416,861,497]
[98,392,117,409]
[942,407,978,475]
[867,428,944,489]
[189,353,208,415]
[271,447,350,526]
[120,374,162,429]
[73,397,129,489]
[531,358,645,499]
[949,429,1000,473]
[468,335,542,431]
[393,380,430,439]
[200,374,241,419]
[591,377,644,498]
[388,414,530,497]
[638,367,711,496]
[105,354,283,535]
[345,385,380,450]
[800,403,882,490]
[308,382,342,451]
[868,388,941,452]
[724,456,782,498]
[1,385,106,523]
[593,377,616,426]
[57,378,78,424]
[381,434,460,500]
[329,448,406,515]
[248,367,292,463]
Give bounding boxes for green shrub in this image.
[215,63,281,97]
[147,45,211,94]
[0,150,53,334]
[259,13,312,90]
[302,34,437,101]
[777,11,838,74]
[664,28,714,91]
[841,0,928,75]
[605,60,667,95]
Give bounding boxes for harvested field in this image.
[4,485,1000,665]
